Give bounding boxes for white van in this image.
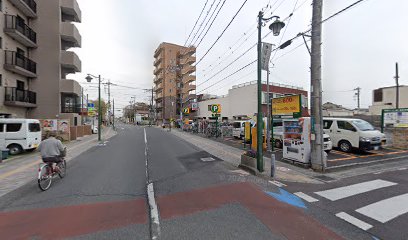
[323,118,385,152]
[0,119,42,155]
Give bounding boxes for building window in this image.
[373,89,383,102]
[61,93,81,113]
[0,37,2,49]
[0,74,2,86]
[0,0,2,12]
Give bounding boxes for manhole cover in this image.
[201,157,215,162]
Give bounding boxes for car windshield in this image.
[352,120,375,131]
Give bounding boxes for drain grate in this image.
[200,157,215,162]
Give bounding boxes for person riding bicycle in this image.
[38,132,66,173]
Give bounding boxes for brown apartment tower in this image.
[153,42,196,125]
[0,0,83,125]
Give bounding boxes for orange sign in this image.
[272,95,301,115]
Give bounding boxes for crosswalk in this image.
[292,179,408,233]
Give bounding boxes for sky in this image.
[72,0,408,114]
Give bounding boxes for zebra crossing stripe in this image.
[315,179,397,201]
[356,193,408,223]
[335,212,373,231]
[294,192,319,202]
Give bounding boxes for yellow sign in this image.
[183,107,190,114]
[88,111,96,117]
[272,95,301,115]
[244,122,251,141]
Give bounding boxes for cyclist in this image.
[38,132,66,173]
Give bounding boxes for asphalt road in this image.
[0,124,375,239]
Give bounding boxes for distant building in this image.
[322,102,354,117]
[196,81,308,120]
[153,42,196,124]
[369,86,408,115]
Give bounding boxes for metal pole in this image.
[113,99,115,130]
[81,87,84,125]
[98,75,102,142]
[395,62,400,109]
[267,68,271,152]
[310,0,325,171]
[256,11,264,172]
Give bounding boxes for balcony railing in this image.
[5,87,37,106]
[4,15,37,46]
[8,0,37,17]
[22,0,37,13]
[4,51,37,76]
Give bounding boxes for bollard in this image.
[271,153,276,178]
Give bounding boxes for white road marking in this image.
[335,212,373,231]
[144,128,160,239]
[356,193,408,223]
[200,157,215,162]
[294,192,319,202]
[269,180,287,187]
[230,169,250,176]
[315,179,397,201]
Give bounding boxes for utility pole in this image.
[107,80,112,126]
[81,88,84,125]
[354,87,361,109]
[395,62,400,109]
[256,11,264,172]
[151,87,154,126]
[113,99,115,130]
[310,0,326,171]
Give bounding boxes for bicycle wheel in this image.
[38,165,52,191]
[57,160,66,178]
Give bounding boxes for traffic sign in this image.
[183,107,190,114]
[209,104,221,113]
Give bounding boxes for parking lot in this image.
[212,136,408,170]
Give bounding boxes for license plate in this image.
[374,146,380,151]
[33,144,38,148]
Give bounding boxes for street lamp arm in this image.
[261,15,281,22]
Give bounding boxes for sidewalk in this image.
[0,127,116,198]
[168,129,321,184]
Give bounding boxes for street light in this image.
[256,11,285,172]
[85,74,102,142]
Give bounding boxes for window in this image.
[273,122,283,127]
[0,74,2,86]
[6,123,22,132]
[0,37,2,49]
[17,80,24,90]
[29,123,41,132]
[323,120,333,129]
[337,121,356,132]
[0,124,4,132]
[0,0,2,12]
[373,89,383,102]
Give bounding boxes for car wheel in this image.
[8,144,23,155]
[339,140,352,153]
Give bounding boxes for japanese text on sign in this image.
[272,95,301,115]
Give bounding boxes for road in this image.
[0,124,375,239]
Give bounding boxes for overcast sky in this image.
[72,0,407,113]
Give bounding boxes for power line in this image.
[189,0,217,46]
[323,0,369,24]
[195,0,249,66]
[192,0,221,46]
[184,0,210,46]
[196,0,227,48]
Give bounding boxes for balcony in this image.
[181,47,196,57]
[60,79,82,95]
[60,22,82,48]
[61,50,82,73]
[156,92,163,100]
[181,65,196,75]
[154,67,163,76]
[180,56,196,66]
[154,47,163,58]
[153,57,162,67]
[8,0,37,18]
[60,0,82,22]
[156,103,163,109]
[4,15,37,48]
[155,82,163,91]
[183,75,196,84]
[183,94,196,103]
[4,87,37,108]
[184,84,196,93]
[4,51,37,77]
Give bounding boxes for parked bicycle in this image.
[38,157,66,191]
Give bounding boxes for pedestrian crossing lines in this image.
[293,179,408,233]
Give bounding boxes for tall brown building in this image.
[153,42,196,124]
[0,0,83,125]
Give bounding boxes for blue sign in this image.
[87,103,95,108]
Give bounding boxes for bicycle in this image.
[38,158,66,191]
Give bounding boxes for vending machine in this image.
[283,117,311,163]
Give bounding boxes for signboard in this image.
[41,119,58,131]
[382,108,408,128]
[183,107,190,114]
[208,104,221,113]
[261,42,273,71]
[191,102,198,111]
[88,111,96,117]
[272,95,302,118]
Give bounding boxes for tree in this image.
[90,99,108,121]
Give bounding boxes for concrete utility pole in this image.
[151,87,154,125]
[354,87,361,109]
[107,80,111,126]
[310,0,326,171]
[113,99,115,130]
[395,62,400,109]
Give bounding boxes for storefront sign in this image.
[272,95,301,117]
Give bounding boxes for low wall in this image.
[392,128,408,149]
[84,125,92,135]
[70,127,77,141]
[77,126,84,138]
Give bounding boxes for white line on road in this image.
[294,192,319,202]
[356,193,408,223]
[144,128,160,239]
[268,180,287,187]
[335,212,373,231]
[315,179,397,201]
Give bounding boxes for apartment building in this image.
[0,0,83,125]
[153,42,196,124]
[369,85,408,115]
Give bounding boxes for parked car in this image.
[232,120,250,139]
[323,118,385,152]
[0,119,42,155]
